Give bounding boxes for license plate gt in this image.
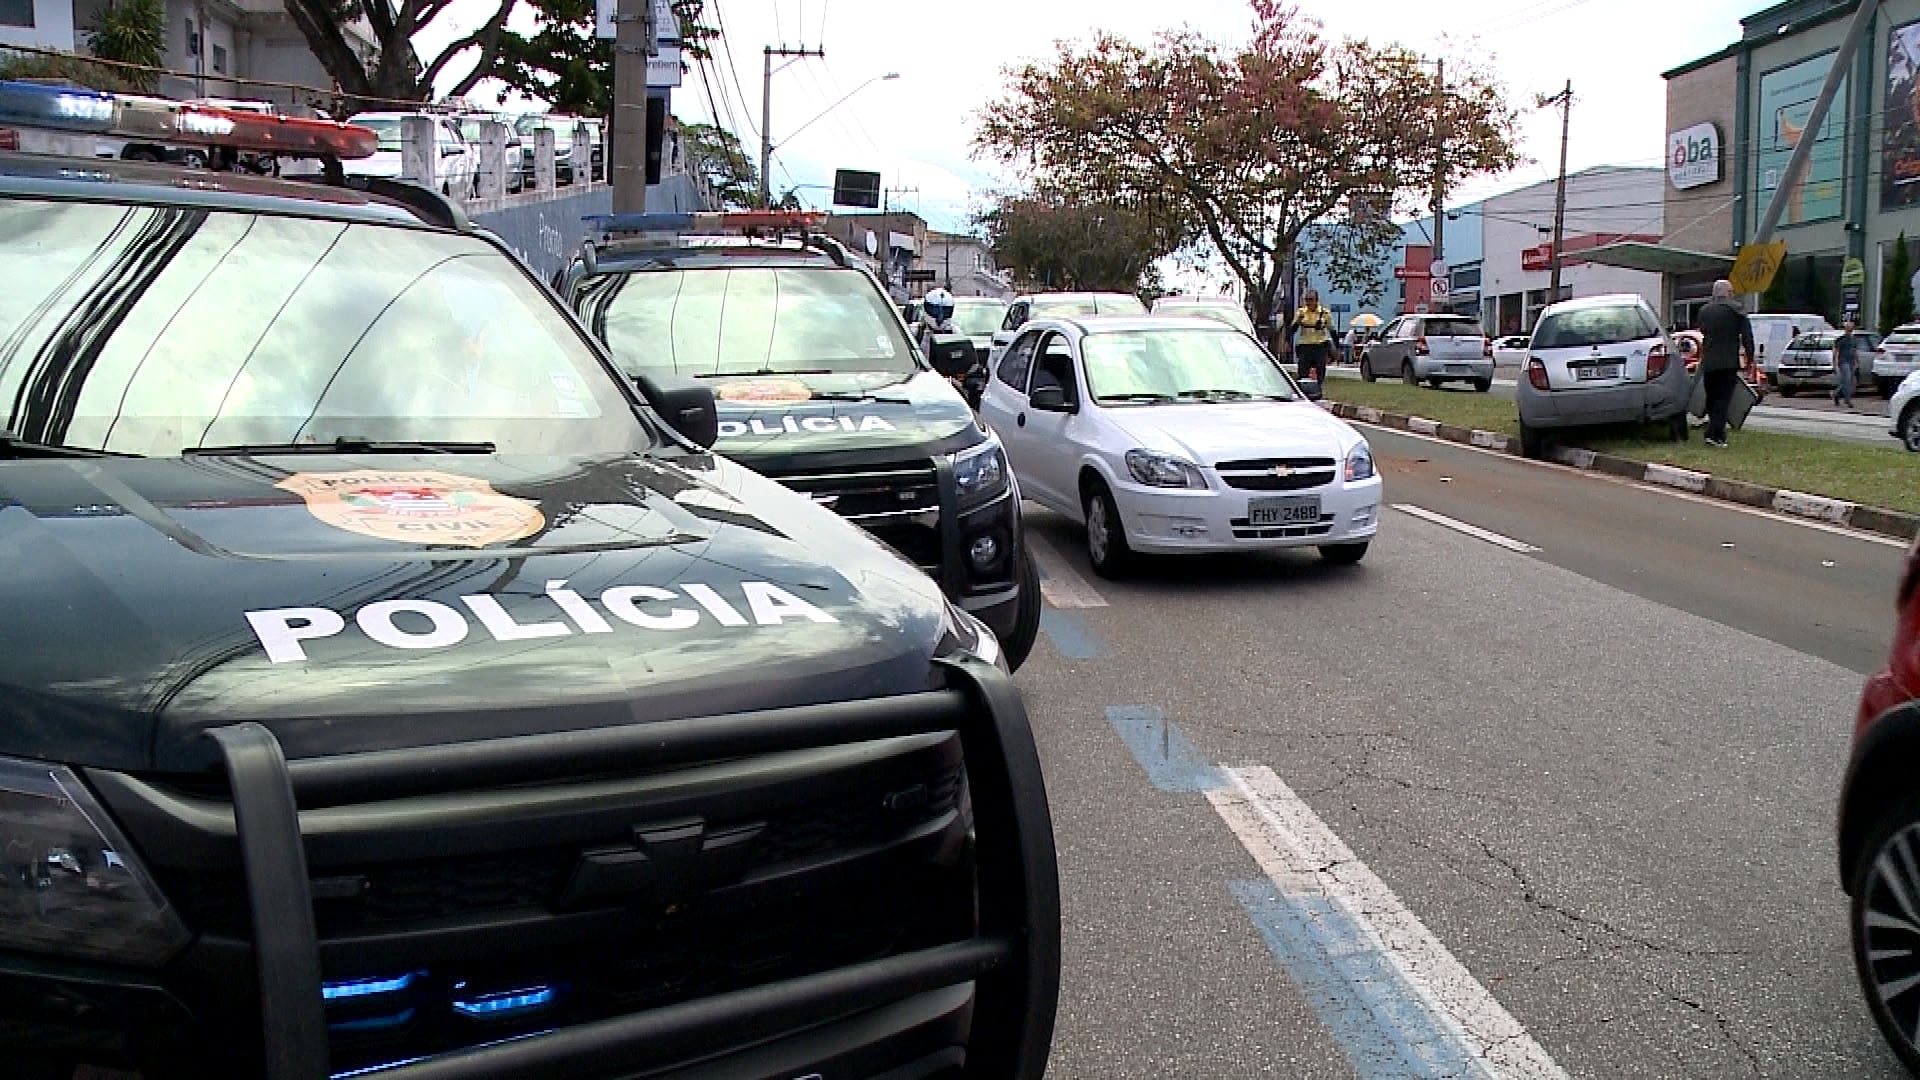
[1576,364,1622,381]
[1249,496,1321,526]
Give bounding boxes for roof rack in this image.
[578,211,853,269]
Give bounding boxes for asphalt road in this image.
[1017,426,1911,1078]
[1328,365,1899,447]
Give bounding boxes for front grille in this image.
[161,763,966,938]
[776,464,944,572]
[1214,457,1338,492]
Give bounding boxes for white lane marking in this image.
[1209,766,1571,1079]
[1024,529,1109,609]
[1392,503,1542,554]
[1355,421,1912,550]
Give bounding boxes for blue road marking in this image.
[1104,705,1223,793]
[1230,880,1484,1080]
[1039,609,1107,659]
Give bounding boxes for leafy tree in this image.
[681,120,757,207]
[979,189,1182,294]
[974,0,1519,330]
[283,0,514,110]
[773,187,803,211]
[84,0,165,91]
[488,0,715,115]
[0,51,147,94]
[1883,232,1914,334]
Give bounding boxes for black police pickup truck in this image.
[560,214,1043,671]
[0,82,1058,1080]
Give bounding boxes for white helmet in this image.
[924,288,955,323]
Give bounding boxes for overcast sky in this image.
[427,0,1764,235]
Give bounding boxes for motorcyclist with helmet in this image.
[915,288,979,402]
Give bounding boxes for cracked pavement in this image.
[1014,426,1910,1078]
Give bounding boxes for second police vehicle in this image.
[562,213,1044,671]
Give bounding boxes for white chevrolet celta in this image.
[979,315,1383,577]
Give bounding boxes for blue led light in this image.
[0,80,116,134]
[321,972,417,1001]
[450,984,558,1017]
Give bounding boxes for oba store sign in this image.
[1668,122,1721,191]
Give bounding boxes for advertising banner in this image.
[1884,19,1920,210]
[1756,52,1846,228]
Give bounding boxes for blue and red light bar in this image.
[0,79,377,159]
[583,210,824,237]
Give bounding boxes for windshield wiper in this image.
[185,436,497,457]
[1177,389,1292,401]
[0,430,137,459]
[694,369,833,378]
[806,390,914,404]
[1099,392,1177,403]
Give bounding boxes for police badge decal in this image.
[278,470,545,548]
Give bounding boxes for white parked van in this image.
[1747,313,1836,382]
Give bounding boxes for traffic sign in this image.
[1329,302,1351,313]
[1430,277,1450,302]
[1728,240,1787,295]
[1842,256,1867,287]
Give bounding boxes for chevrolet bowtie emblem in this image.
[1269,465,1296,478]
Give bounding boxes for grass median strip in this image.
[1324,376,1920,515]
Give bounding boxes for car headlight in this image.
[1345,443,1376,483]
[1125,449,1205,488]
[940,601,1005,672]
[952,439,1010,509]
[0,758,189,966]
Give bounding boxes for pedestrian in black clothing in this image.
[1696,279,1756,448]
[1833,317,1861,409]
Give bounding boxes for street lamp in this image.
[760,71,900,208]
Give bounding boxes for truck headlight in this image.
[0,758,189,966]
[1345,443,1375,483]
[1125,449,1204,488]
[952,440,1009,509]
[939,601,1005,671]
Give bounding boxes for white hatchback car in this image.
[1890,370,1920,452]
[980,316,1382,576]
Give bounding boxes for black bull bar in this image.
[203,657,1060,1079]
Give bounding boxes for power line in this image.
[709,0,761,140]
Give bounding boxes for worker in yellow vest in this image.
[1290,289,1334,383]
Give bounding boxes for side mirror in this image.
[927,334,976,379]
[631,371,719,449]
[1029,384,1075,412]
[441,144,464,157]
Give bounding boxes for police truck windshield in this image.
[578,265,922,378]
[0,199,647,458]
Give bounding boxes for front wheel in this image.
[1319,542,1368,566]
[1001,547,1043,671]
[1851,797,1920,1073]
[1777,383,1798,397]
[1402,362,1417,386]
[1426,377,1444,389]
[1360,357,1376,382]
[1667,413,1690,442]
[1473,378,1492,393]
[1084,481,1131,579]
[1901,404,1920,452]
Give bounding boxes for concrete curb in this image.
[1320,400,1920,542]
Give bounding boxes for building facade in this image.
[923,230,1013,299]
[1647,0,1920,330]
[4,0,373,109]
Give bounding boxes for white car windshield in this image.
[1158,305,1256,335]
[1081,328,1299,404]
[952,300,1009,336]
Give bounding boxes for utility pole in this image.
[1431,58,1445,273]
[609,0,657,213]
[760,43,825,208]
[1544,80,1573,305]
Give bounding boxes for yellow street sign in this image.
[1728,241,1788,295]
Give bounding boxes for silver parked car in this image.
[1515,294,1687,458]
[1359,313,1493,390]
[1774,330,1880,397]
[1875,323,1920,398]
